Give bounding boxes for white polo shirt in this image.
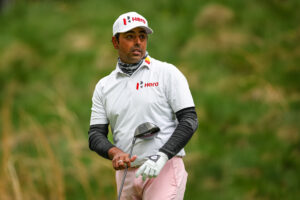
[90,56,195,166]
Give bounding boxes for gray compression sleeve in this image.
[88,124,115,159]
[159,107,198,159]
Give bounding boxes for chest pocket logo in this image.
[136,81,159,90]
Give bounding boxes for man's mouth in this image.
[132,49,142,55]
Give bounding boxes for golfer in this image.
[88,11,198,200]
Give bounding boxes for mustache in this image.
[131,47,142,52]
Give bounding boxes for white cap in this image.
[113,11,153,36]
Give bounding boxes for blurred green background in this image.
[1,0,300,199]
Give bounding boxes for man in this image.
[88,11,198,200]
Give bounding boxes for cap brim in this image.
[115,25,153,35]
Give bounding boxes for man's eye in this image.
[140,35,146,39]
[126,35,133,39]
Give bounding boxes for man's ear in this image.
[112,36,119,49]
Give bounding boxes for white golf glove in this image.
[136,152,168,181]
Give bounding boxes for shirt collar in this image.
[114,55,151,77]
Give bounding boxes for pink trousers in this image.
[115,157,188,200]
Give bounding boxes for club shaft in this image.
[118,168,128,200]
[129,138,136,157]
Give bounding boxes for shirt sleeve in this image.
[164,65,195,112]
[159,107,198,159]
[88,124,114,159]
[90,83,109,125]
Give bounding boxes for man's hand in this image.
[135,152,168,181]
[108,147,137,170]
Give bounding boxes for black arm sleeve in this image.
[88,124,115,159]
[159,107,198,159]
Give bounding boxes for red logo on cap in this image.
[132,17,146,24]
[123,16,145,26]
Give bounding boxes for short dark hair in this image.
[115,33,120,42]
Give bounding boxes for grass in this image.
[1,0,300,199]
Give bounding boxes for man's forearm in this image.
[88,124,115,159]
[159,107,198,159]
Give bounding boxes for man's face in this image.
[112,27,148,64]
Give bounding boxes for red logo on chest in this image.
[136,81,159,90]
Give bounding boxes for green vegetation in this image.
[1,0,300,199]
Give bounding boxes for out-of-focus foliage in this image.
[0,0,300,199]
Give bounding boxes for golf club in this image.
[118,122,160,200]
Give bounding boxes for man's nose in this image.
[134,37,142,45]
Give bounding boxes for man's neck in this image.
[118,53,148,76]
